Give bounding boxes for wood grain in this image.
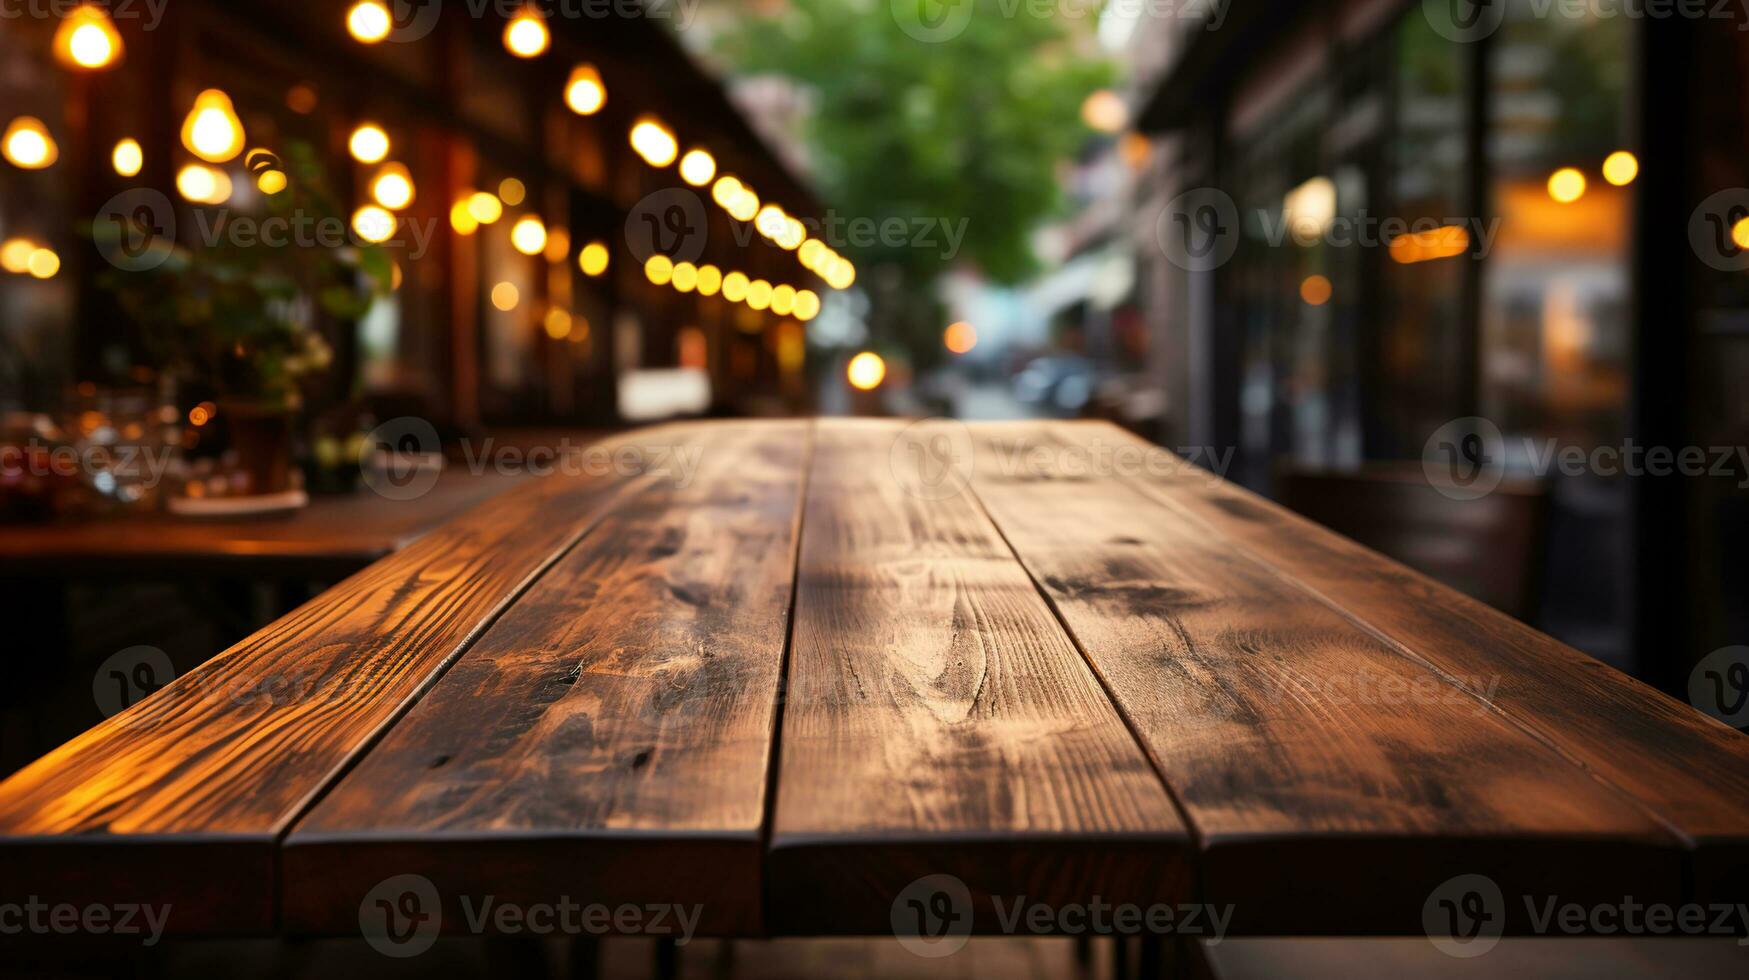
[964,423,1683,933]
[1193,938,1749,980]
[0,425,696,934]
[281,423,810,938]
[766,420,1190,935]
[1054,420,1749,908]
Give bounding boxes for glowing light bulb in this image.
[26,247,60,279]
[1602,151,1638,187]
[491,282,520,311]
[1547,167,1586,204]
[793,289,821,322]
[779,217,806,250]
[770,284,797,316]
[349,124,390,164]
[3,117,58,170]
[352,205,397,244]
[727,189,759,222]
[755,205,787,240]
[799,239,826,269]
[722,271,749,303]
[679,149,716,187]
[112,138,143,178]
[579,241,610,277]
[0,239,36,274]
[712,176,743,208]
[54,5,123,70]
[371,162,415,210]
[181,89,245,164]
[696,264,722,297]
[450,201,479,236]
[467,192,504,225]
[1081,89,1126,133]
[565,64,606,116]
[498,178,526,207]
[504,8,549,58]
[645,255,674,286]
[847,352,886,391]
[671,262,698,293]
[746,279,773,311]
[175,163,231,204]
[346,1,392,43]
[511,216,548,256]
[629,117,678,168]
[256,169,287,195]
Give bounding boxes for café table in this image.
[0,420,1745,965]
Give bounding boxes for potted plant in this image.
[99,143,392,504]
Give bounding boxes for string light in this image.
[645,254,674,286]
[112,139,143,177]
[1547,167,1586,204]
[345,1,392,43]
[696,264,722,297]
[181,89,246,164]
[1602,151,1638,187]
[770,284,796,316]
[498,178,526,206]
[349,123,390,164]
[671,262,698,293]
[371,162,415,210]
[351,205,397,244]
[679,149,716,187]
[847,352,886,391]
[565,64,606,116]
[629,117,678,168]
[504,7,550,58]
[722,271,749,303]
[54,4,124,70]
[450,200,480,236]
[3,117,58,169]
[793,289,821,321]
[0,239,36,274]
[467,191,504,224]
[175,163,232,205]
[579,241,610,277]
[491,282,521,311]
[27,247,60,279]
[746,279,773,311]
[511,216,548,256]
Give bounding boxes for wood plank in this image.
[281,422,810,939]
[1056,420,1749,907]
[962,422,1683,933]
[1194,938,1749,980]
[0,425,700,934]
[766,420,1190,936]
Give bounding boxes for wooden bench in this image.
[0,420,1744,956]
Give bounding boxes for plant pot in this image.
[220,401,297,497]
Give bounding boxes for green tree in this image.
[716,0,1111,367]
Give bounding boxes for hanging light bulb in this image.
[3,117,58,170]
[112,138,143,177]
[54,4,124,70]
[793,289,821,322]
[466,191,503,225]
[770,284,797,317]
[721,271,750,303]
[371,162,415,210]
[346,1,393,43]
[175,163,232,205]
[450,200,480,236]
[578,241,610,277]
[348,123,390,164]
[746,279,773,312]
[565,64,606,116]
[181,89,246,164]
[696,264,722,297]
[679,149,716,187]
[352,205,397,244]
[629,117,678,168]
[503,6,550,58]
[511,216,548,256]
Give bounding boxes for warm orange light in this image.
[746,279,773,311]
[1602,151,1638,187]
[371,162,415,210]
[55,5,124,69]
[3,117,58,170]
[778,217,806,251]
[678,327,708,370]
[671,262,698,293]
[755,205,788,241]
[450,200,480,235]
[712,176,743,208]
[346,1,392,43]
[825,257,856,290]
[696,264,722,297]
[799,239,826,269]
[645,254,674,286]
[352,205,397,244]
[1387,225,1470,264]
[544,227,570,263]
[348,123,390,164]
[565,64,606,115]
[722,271,750,303]
[511,216,548,256]
[544,308,572,340]
[1299,274,1333,306]
[679,149,716,187]
[175,163,231,204]
[498,178,527,207]
[504,7,550,57]
[727,188,759,222]
[112,138,143,178]
[286,85,319,115]
[181,89,245,164]
[0,239,36,275]
[770,284,797,316]
[26,247,59,280]
[629,117,678,168]
[847,352,886,391]
[467,191,504,225]
[1081,89,1126,133]
[1733,217,1749,252]
[944,321,977,354]
[491,282,520,311]
[793,289,821,322]
[579,241,610,277]
[1547,167,1586,204]
[256,168,288,195]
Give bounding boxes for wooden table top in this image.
[0,469,523,578]
[1,420,1745,942]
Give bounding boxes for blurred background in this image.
[3,0,1748,772]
